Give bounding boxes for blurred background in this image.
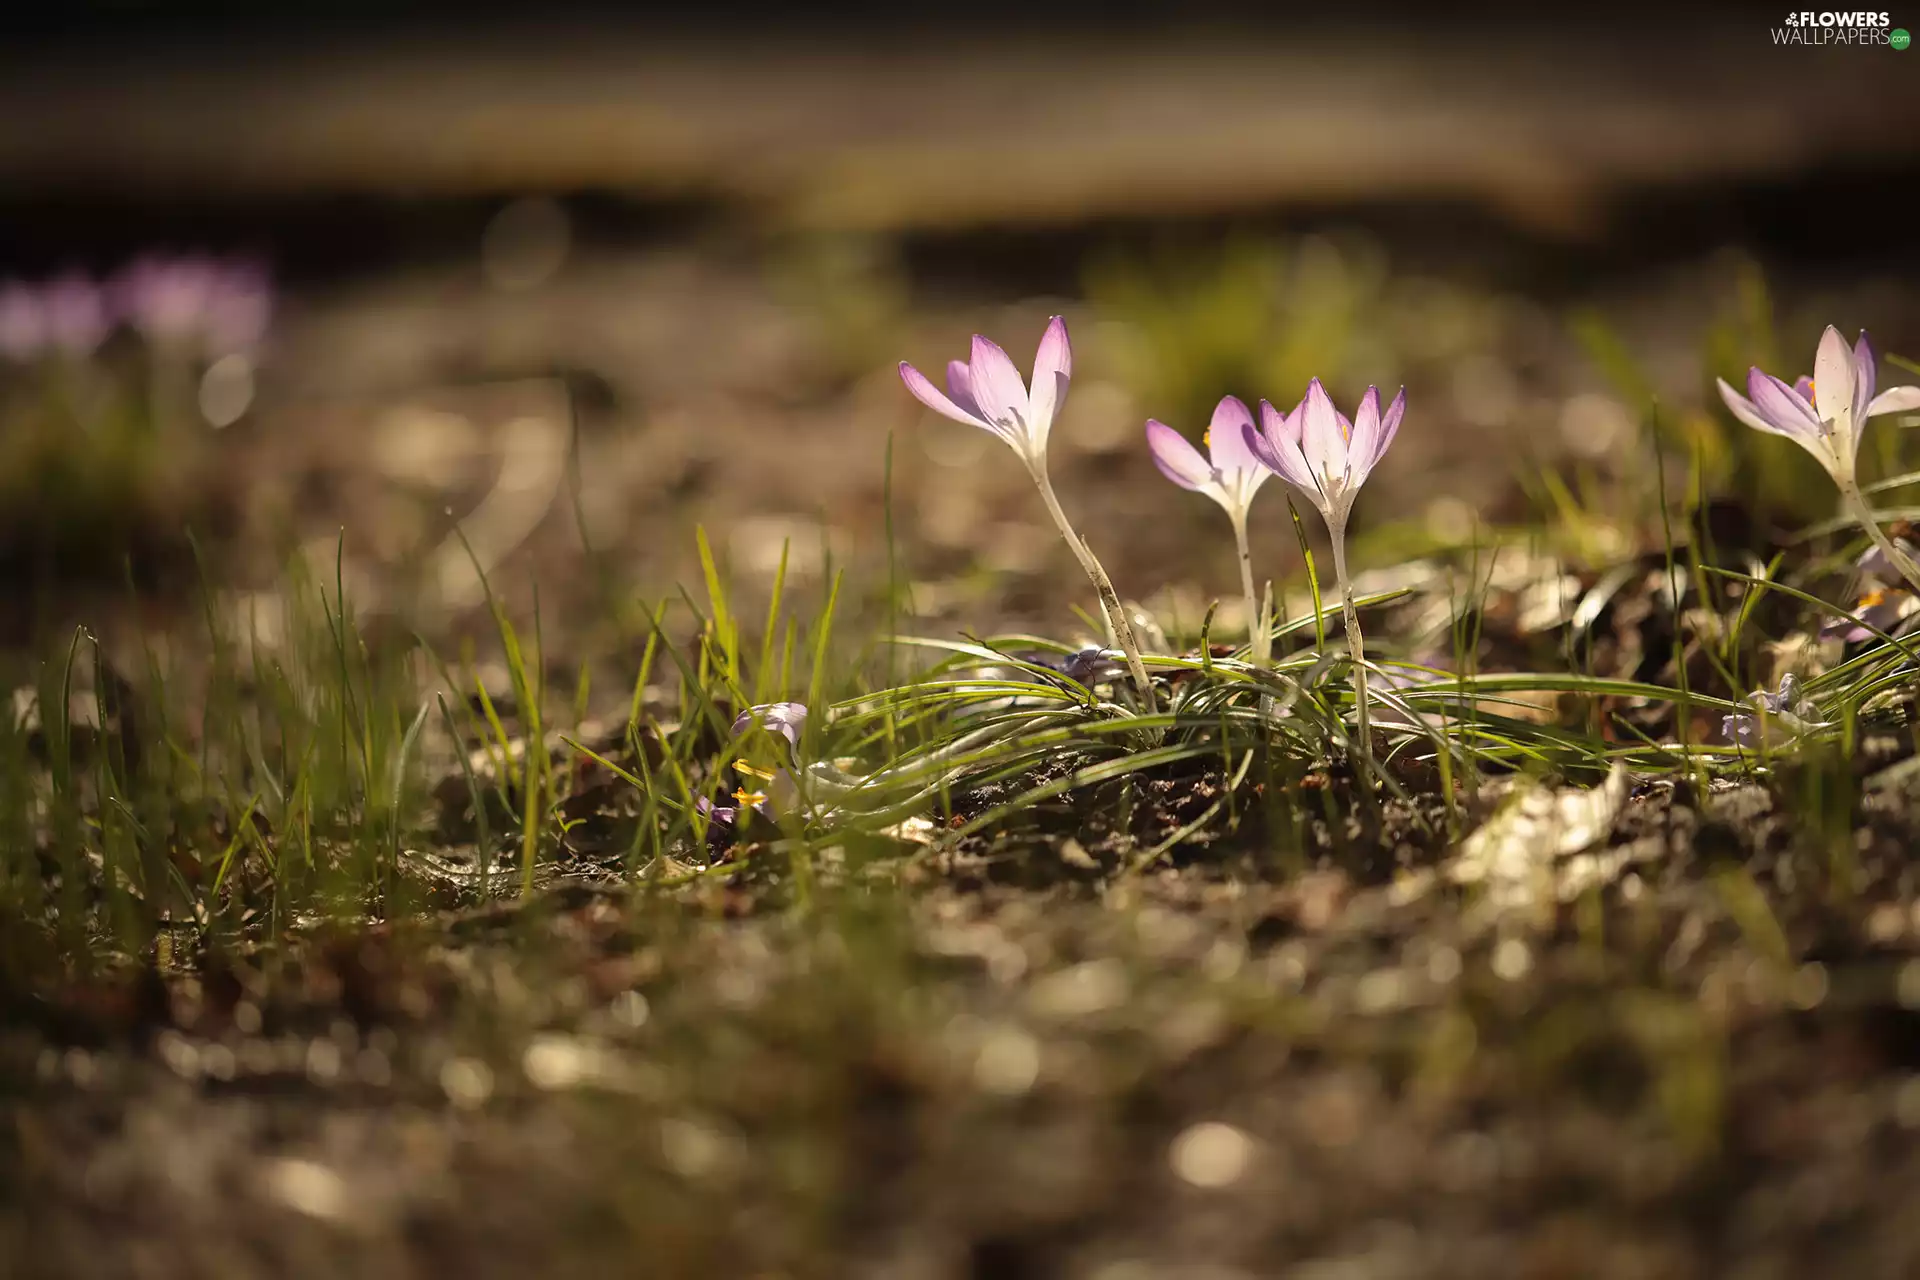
[3,0,1917,656]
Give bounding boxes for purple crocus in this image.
[1242,377,1407,757]
[1242,378,1404,529]
[1821,538,1920,643]
[694,791,775,855]
[1146,396,1275,665]
[1717,327,1919,484]
[900,316,1071,467]
[38,274,111,357]
[1146,396,1270,520]
[899,317,1152,699]
[1020,645,1128,689]
[0,283,45,361]
[1719,327,1920,596]
[113,255,272,356]
[732,701,808,750]
[1721,673,1826,752]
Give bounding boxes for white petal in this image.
[1298,378,1348,488]
[1813,325,1855,431]
[1867,385,1920,417]
[1026,316,1072,447]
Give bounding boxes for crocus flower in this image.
[39,274,111,357]
[1243,377,1407,758]
[1821,538,1920,643]
[1822,588,1915,644]
[0,283,45,361]
[1020,645,1128,689]
[900,317,1152,699]
[1721,673,1827,751]
[1243,378,1404,529]
[694,793,764,855]
[1718,327,1920,596]
[900,317,1070,468]
[113,255,272,356]
[1717,327,1920,484]
[1147,396,1274,664]
[733,701,808,750]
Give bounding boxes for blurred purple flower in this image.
[899,316,1071,466]
[1243,378,1404,527]
[732,701,809,750]
[1717,327,1920,484]
[113,255,272,356]
[1721,673,1825,750]
[39,274,111,357]
[1822,589,1914,643]
[0,283,46,361]
[1820,538,1920,642]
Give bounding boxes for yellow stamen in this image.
[1860,588,1888,609]
[733,788,768,808]
[733,759,776,781]
[1202,428,1211,448]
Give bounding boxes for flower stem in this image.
[1231,510,1267,668]
[1840,478,1920,597]
[1328,519,1371,762]
[1031,464,1154,700]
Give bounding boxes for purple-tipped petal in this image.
[1027,315,1072,438]
[1298,378,1348,485]
[1851,331,1877,434]
[967,334,1031,436]
[1241,421,1282,472]
[1145,419,1214,491]
[1249,403,1316,492]
[1867,386,1920,418]
[1718,377,1793,437]
[1791,375,1814,402]
[1346,386,1383,476]
[1371,387,1407,470]
[1812,325,1855,430]
[900,361,993,432]
[945,360,984,420]
[1746,368,1824,438]
[1205,395,1262,477]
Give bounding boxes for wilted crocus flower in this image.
[1244,377,1406,755]
[1722,673,1827,751]
[900,317,1152,700]
[1147,395,1274,665]
[113,255,272,357]
[1718,327,1920,593]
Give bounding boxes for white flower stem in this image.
[1231,510,1267,668]
[1328,517,1371,762]
[1030,463,1154,700]
[1840,477,1920,597]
